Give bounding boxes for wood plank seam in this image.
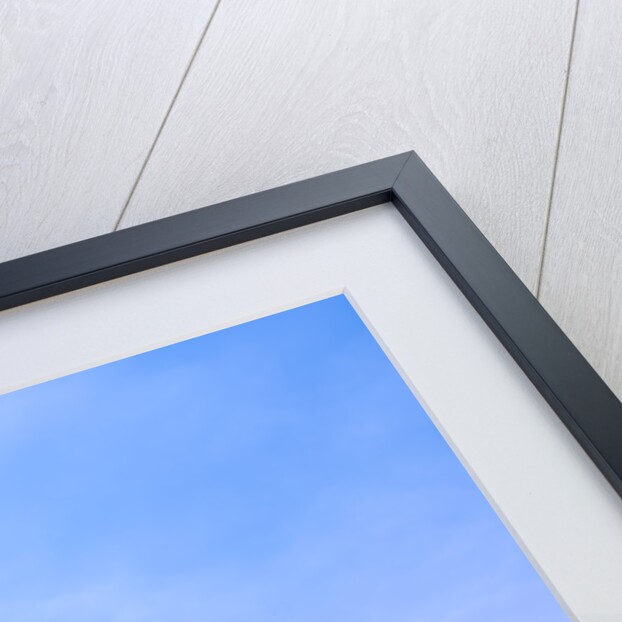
[112,0,226,232]
[535,0,581,299]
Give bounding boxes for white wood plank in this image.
[0,0,218,262]
[539,0,622,400]
[119,0,576,291]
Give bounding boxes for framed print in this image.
[0,152,621,619]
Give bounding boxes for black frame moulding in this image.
[1,151,621,497]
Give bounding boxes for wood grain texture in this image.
[540,0,622,400]
[119,0,576,290]
[0,0,218,262]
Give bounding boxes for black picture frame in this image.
[1,151,620,498]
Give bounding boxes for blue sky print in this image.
[0,295,568,621]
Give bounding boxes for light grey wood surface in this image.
[118,0,576,291]
[539,0,622,400]
[0,0,218,262]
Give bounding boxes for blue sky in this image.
[0,295,567,621]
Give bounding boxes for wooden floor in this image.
[2,0,620,400]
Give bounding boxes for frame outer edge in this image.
[0,153,411,311]
[392,151,622,498]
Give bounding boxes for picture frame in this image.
[1,150,620,499]
[2,151,622,617]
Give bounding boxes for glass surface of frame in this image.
[1,205,621,619]
[0,295,568,620]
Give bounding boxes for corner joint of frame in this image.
[391,151,415,188]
